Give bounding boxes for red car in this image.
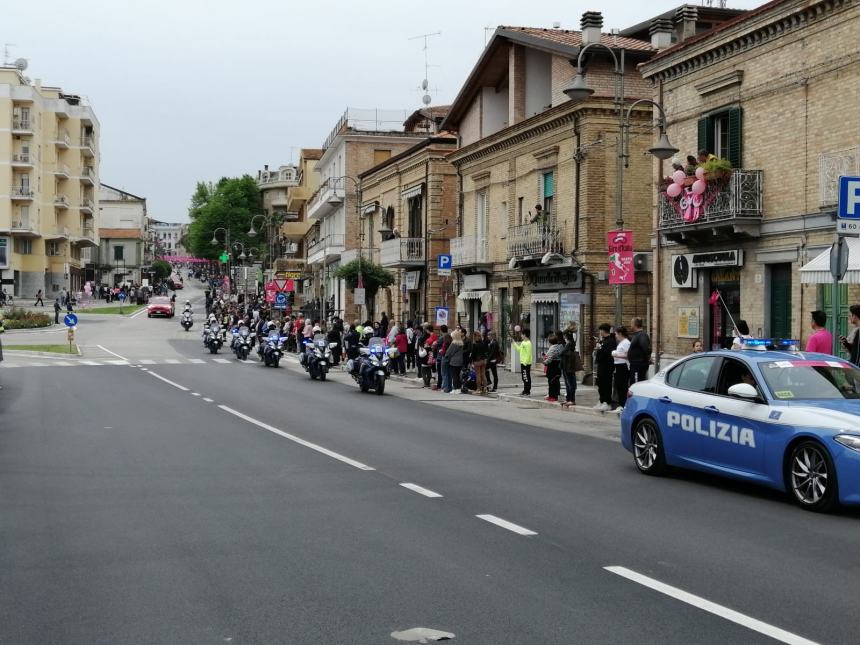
[147,297,175,318]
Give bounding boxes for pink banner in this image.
[607,230,634,285]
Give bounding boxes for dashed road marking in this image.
[139,359,156,365]
[202,398,214,403]
[187,358,206,364]
[212,358,231,364]
[191,392,201,397]
[164,359,181,364]
[400,483,443,498]
[146,371,190,392]
[476,514,538,536]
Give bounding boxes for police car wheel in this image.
[788,441,838,512]
[633,418,666,475]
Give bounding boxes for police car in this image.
[620,339,860,512]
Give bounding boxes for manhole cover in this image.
[391,627,455,642]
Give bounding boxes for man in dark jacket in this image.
[594,323,616,412]
[627,317,652,386]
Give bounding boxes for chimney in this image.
[264,164,269,171]
[580,11,603,46]
[675,4,699,42]
[649,18,674,49]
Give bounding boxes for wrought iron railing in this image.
[11,153,32,164]
[80,198,95,211]
[12,118,31,130]
[507,221,562,258]
[380,237,423,265]
[54,194,69,207]
[451,235,488,266]
[10,186,34,199]
[659,170,763,230]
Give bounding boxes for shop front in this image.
[456,273,491,331]
[691,249,744,350]
[524,265,582,357]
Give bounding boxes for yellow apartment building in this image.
[0,65,99,299]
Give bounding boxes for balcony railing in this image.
[12,118,32,132]
[80,198,95,213]
[380,237,424,266]
[53,163,71,178]
[306,177,345,221]
[81,226,95,240]
[819,147,860,207]
[81,166,96,182]
[10,186,34,200]
[451,235,488,267]
[53,130,71,148]
[80,136,95,156]
[658,170,763,236]
[54,194,70,208]
[507,220,562,259]
[11,153,33,165]
[307,234,346,264]
[11,217,34,231]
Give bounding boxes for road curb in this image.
[3,346,82,359]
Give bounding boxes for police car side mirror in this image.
[728,383,758,400]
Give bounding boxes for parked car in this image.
[147,296,175,318]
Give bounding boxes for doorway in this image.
[769,263,792,338]
[708,268,740,350]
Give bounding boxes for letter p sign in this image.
[838,177,860,219]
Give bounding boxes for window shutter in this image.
[697,117,709,154]
[727,107,743,168]
[543,172,554,198]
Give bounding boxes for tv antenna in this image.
[409,31,441,107]
[4,44,27,71]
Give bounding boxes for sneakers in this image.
[520,391,530,396]
[545,396,558,402]
[612,406,624,415]
[594,402,611,412]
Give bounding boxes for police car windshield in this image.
[760,361,860,400]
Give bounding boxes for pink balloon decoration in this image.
[672,170,686,185]
[666,183,682,198]
[695,167,706,180]
[692,179,707,195]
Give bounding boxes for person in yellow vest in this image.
[512,327,533,396]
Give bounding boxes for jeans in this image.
[520,364,532,394]
[421,363,433,387]
[450,365,462,391]
[629,362,649,387]
[439,356,450,391]
[486,361,499,390]
[563,371,577,403]
[393,354,405,374]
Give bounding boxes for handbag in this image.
[574,351,584,372]
[418,347,428,358]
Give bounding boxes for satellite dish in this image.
[421,79,429,90]
[14,58,27,71]
[422,94,432,106]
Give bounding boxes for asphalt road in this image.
[1,281,857,644]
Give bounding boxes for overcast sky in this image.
[7,0,762,221]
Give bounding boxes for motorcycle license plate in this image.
[377,370,385,376]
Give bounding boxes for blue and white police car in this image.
[621,339,860,512]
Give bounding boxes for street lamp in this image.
[211,227,233,293]
[564,43,677,325]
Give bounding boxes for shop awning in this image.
[800,237,860,284]
[530,293,559,304]
[401,183,424,200]
[457,290,492,309]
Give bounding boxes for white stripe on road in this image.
[146,371,190,392]
[476,514,538,536]
[96,345,128,361]
[218,405,375,471]
[52,361,73,366]
[400,483,443,498]
[139,359,156,365]
[163,359,181,364]
[128,307,148,319]
[106,360,129,366]
[191,392,201,397]
[188,358,206,364]
[604,566,820,645]
[79,360,102,366]
[202,397,214,403]
[212,358,231,364]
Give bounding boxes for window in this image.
[517,197,524,226]
[670,356,719,392]
[407,195,422,238]
[697,107,742,167]
[760,361,860,400]
[541,171,554,216]
[476,190,488,235]
[47,241,62,256]
[373,149,392,165]
[13,238,32,254]
[113,245,124,261]
[716,358,762,398]
[0,237,8,268]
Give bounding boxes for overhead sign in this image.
[273,292,288,310]
[837,176,860,234]
[353,288,366,306]
[607,230,634,285]
[690,249,744,269]
[63,313,78,327]
[437,254,452,276]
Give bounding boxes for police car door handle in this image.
[658,396,672,404]
[703,405,719,414]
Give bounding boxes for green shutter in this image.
[727,107,743,168]
[697,117,709,154]
[543,172,554,198]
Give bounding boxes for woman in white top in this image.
[730,319,753,350]
[611,326,631,411]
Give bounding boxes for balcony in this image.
[80,136,95,157]
[451,235,489,267]
[72,226,97,247]
[307,234,345,265]
[507,220,563,260]
[11,153,34,168]
[54,194,70,209]
[380,237,424,267]
[658,169,763,243]
[80,198,95,214]
[53,130,71,149]
[11,118,33,135]
[819,147,860,207]
[258,168,299,190]
[80,166,96,185]
[10,186,34,200]
[53,163,71,179]
[306,178,345,222]
[11,217,38,236]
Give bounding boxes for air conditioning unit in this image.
[671,254,697,288]
[633,252,653,272]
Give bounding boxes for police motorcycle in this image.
[203,316,226,354]
[180,301,193,331]
[347,337,391,395]
[231,324,253,361]
[261,326,286,367]
[301,333,334,381]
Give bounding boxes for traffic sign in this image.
[435,306,449,327]
[837,176,860,234]
[831,236,850,280]
[437,254,452,276]
[63,313,78,327]
[117,292,126,301]
[273,292,288,310]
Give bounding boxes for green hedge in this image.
[2,307,52,329]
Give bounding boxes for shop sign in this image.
[524,268,582,291]
[677,306,701,339]
[607,230,634,285]
[405,271,421,290]
[275,271,303,279]
[690,250,744,268]
[462,273,487,290]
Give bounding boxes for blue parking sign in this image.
[437,254,452,276]
[837,176,860,234]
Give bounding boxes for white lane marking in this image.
[218,405,375,471]
[164,359,181,364]
[191,392,201,397]
[106,360,130,366]
[188,358,206,364]
[140,368,149,371]
[128,307,148,319]
[476,514,538,536]
[604,566,820,645]
[212,358,231,364]
[28,362,48,367]
[146,371,190,392]
[139,359,156,365]
[79,360,102,366]
[52,361,73,366]
[96,345,128,361]
[400,483,444,498]
[203,397,214,403]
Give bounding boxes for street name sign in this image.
[837,176,860,234]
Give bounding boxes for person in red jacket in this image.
[394,326,408,375]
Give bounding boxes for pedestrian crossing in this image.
[0,355,271,369]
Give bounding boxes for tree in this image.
[152,260,172,281]
[334,259,394,301]
[184,176,265,260]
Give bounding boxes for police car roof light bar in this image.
[741,338,772,350]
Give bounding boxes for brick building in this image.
[639,0,860,362]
